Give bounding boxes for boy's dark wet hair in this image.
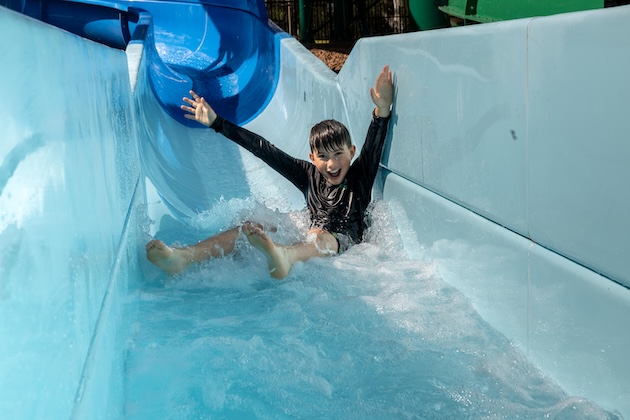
[309,120,352,153]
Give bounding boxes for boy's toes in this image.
[242,223,262,236]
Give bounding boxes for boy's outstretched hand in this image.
[370,65,393,118]
[181,90,217,127]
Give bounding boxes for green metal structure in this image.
[409,0,448,29]
[433,0,603,24]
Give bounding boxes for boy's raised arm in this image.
[181,90,218,127]
[370,65,393,118]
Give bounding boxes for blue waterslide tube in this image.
[129,0,284,126]
[3,0,283,125]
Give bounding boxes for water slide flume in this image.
[1,0,629,417]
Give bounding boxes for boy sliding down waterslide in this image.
[146,65,393,279]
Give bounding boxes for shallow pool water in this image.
[124,201,620,419]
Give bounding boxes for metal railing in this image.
[265,0,417,43]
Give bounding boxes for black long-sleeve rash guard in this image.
[210,113,391,244]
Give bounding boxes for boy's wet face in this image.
[309,144,356,185]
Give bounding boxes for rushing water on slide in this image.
[124,199,620,419]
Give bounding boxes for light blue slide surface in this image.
[1,1,629,418]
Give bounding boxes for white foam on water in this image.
[126,200,621,419]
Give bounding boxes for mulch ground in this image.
[305,43,352,73]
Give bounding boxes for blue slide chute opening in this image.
[2,0,285,125]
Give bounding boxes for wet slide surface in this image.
[2,0,629,417]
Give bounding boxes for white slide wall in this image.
[0,8,142,418]
[333,6,630,415]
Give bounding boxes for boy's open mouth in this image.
[328,169,341,178]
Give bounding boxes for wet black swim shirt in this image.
[210,113,390,243]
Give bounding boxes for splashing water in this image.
[126,200,621,419]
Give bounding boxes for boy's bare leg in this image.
[146,223,262,274]
[242,225,338,279]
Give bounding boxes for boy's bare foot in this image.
[242,224,291,279]
[146,239,191,274]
